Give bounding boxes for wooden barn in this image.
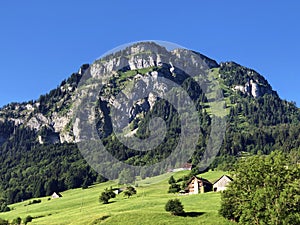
[185,176,213,194]
[213,175,233,192]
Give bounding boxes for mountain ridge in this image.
[0,43,282,145]
[0,42,299,204]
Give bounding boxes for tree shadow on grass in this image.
[178,212,205,217]
[104,200,116,204]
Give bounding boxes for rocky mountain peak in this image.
[0,42,284,146]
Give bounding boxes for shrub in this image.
[29,199,41,205]
[99,192,110,204]
[0,200,10,212]
[99,188,116,204]
[168,176,176,184]
[168,176,180,193]
[12,217,21,225]
[123,186,137,198]
[25,199,42,206]
[24,215,33,225]
[0,218,8,225]
[168,183,181,193]
[165,199,184,216]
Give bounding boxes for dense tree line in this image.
[0,129,103,204]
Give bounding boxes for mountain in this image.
[0,42,299,204]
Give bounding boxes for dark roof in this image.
[187,176,213,185]
[213,175,233,185]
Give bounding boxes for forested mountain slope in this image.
[0,42,299,205]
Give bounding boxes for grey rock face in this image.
[0,42,275,146]
[234,79,270,98]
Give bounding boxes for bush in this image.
[168,183,181,193]
[12,217,21,225]
[123,186,137,198]
[0,218,8,225]
[165,199,184,216]
[168,176,180,193]
[25,199,42,206]
[176,177,183,182]
[28,199,41,205]
[0,200,10,212]
[24,215,33,225]
[168,176,176,184]
[99,192,110,204]
[99,188,116,204]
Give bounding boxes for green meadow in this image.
[0,170,234,225]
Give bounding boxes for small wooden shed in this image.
[51,192,62,199]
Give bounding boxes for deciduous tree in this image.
[220,151,300,224]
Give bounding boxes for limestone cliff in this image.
[0,43,276,145]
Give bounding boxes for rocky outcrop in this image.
[38,133,60,144]
[220,61,273,98]
[78,64,90,75]
[0,42,278,146]
[234,79,272,98]
[27,113,49,130]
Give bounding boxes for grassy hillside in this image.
[0,170,234,225]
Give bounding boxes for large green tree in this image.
[220,151,300,224]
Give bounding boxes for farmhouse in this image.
[186,176,213,194]
[213,175,233,192]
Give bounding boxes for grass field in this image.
[0,170,234,225]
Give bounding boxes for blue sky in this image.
[0,1,299,107]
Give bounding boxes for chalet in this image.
[213,175,233,192]
[51,192,62,199]
[186,176,213,194]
